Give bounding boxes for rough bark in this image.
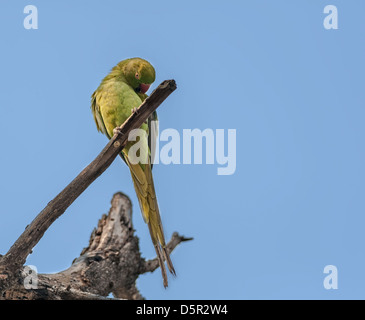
[1,192,191,300]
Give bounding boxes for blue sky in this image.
[0,0,364,299]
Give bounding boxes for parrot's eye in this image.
[135,72,140,79]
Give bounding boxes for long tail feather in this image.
[162,246,176,276]
[123,152,175,287]
[148,222,168,288]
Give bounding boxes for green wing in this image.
[91,90,111,139]
[91,80,156,165]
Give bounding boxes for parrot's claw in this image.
[113,127,124,136]
[131,107,139,114]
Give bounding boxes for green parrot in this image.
[91,58,175,287]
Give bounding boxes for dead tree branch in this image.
[1,193,191,300]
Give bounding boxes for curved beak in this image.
[139,83,150,94]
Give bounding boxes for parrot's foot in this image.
[113,127,124,136]
[131,107,139,114]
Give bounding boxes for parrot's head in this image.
[123,58,156,94]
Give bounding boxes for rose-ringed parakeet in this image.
[91,58,175,287]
